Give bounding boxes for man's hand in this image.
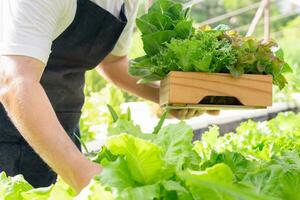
[72,162,102,192]
[0,55,99,193]
[152,104,220,120]
[169,109,220,120]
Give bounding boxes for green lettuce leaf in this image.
[118,184,160,200]
[142,30,176,55]
[162,180,193,200]
[99,157,135,191]
[21,178,75,200]
[153,122,195,171]
[22,186,53,200]
[179,164,271,200]
[106,133,163,184]
[0,172,33,200]
[74,178,114,200]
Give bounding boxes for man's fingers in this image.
[207,110,220,115]
[178,109,189,119]
[186,109,197,119]
[195,110,204,116]
[168,109,219,120]
[169,109,188,119]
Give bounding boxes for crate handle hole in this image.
[199,96,243,105]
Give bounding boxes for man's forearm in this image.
[0,78,98,191]
[115,77,159,103]
[99,56,159,103]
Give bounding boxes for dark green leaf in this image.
[142,30,176,55]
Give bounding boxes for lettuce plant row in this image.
[2,109,300,200]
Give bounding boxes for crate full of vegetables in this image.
[129,0,292,109]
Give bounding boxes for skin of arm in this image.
[98,54,219,119]
[98,54,160,103]
[0,55,101,193]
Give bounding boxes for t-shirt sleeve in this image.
[110,1,140,57]
[0,0,65,64]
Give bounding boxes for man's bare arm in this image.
[0,55,101,192]
[98,55,159,103]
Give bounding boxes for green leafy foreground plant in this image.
[129,0,292,89]
[3,109,300,200]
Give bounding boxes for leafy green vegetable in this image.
[105,133,163,184]
[119,184,160,200]
[74,178,114,200]
[99,157,135,191]
[153,122,195,172]
[21,178,75,200]
[3,106,300,200]
[22,186,53,200]
[0,172,33,200]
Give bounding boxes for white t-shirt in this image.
[0,0,139,65]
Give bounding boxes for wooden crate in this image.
[160,71,273,110]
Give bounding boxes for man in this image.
[0,0,216,193]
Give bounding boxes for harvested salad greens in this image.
[129,0,292,89]
[2,109,300,200]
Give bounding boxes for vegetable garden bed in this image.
[2,108,300,199]
[0,0,297,199]
[193,102,299,140]
[119,98,300,142]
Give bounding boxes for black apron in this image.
[0,0,127,187]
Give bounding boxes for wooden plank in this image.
[159,77,170,106]
[163,104,266,110]
[160,71,273,109]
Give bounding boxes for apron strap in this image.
[120,3,127,23]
